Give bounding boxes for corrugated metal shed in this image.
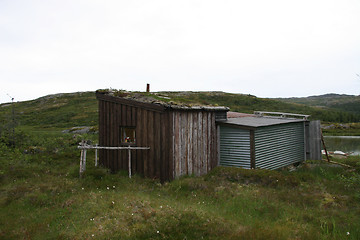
[218,114,308,170]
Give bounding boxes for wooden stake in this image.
[325,160,353,168]
[321,131,330,162]
[83,149,87,172]
[128,147,132,178]
[79,149,84,178]
[95,144,98,166]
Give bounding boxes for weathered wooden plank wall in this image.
[308,120,322,160]
[98,93,221,181]
[171,110,218,178]
[98,97,174,181]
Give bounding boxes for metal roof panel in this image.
[221,116,305,128]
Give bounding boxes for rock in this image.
[322,124,335,130]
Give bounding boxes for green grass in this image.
[1,130,360,239]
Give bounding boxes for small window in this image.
[120,127,136,144]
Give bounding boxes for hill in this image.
[274,94,360,116]
[0,92,98,129]
[1,91,360,133]
[153,91,360,123]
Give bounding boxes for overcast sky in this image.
[1,0,359,104]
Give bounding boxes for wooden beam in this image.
[321,131,330,162]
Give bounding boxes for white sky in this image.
[1,0,360,104]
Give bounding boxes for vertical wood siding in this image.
[98,99,174,182]
[171,110,218,178]
[308,120,322,160]
[98,97,220,181]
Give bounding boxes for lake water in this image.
[323,136,360,156]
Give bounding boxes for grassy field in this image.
[1,91,360,239]
[1,130,360,240]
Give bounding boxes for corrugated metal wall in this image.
[254,122,305,169]
[219,126,251,169]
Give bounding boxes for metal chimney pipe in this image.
[146,83,150,93]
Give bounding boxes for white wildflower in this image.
[347,232,350,235]
[157,231,160,234]
[107,187,110,190]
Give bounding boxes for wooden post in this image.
[83,149,87,172]
[321,131,330,162]
[128,147,132,178]
[95,144,98,166]
[79,149,84,178]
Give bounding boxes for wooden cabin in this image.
[96,90,228,182]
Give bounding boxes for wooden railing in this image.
[78,142,150,178]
